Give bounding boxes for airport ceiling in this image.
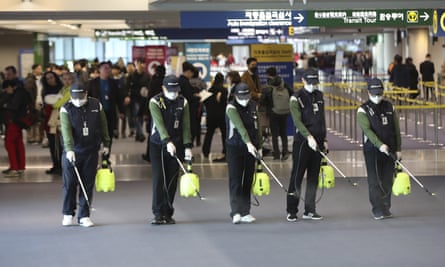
[0,0,442,38]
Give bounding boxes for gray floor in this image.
[1,134,445,267]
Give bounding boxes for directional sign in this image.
[181,10,307,28]
[306,9,433,27]
[181,9,434,30]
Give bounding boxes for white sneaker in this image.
[241,214,256,223]
[62,215,75,226]
[79,217,94,227]
[232,214,241,224]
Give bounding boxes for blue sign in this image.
[185,43,211,82]
[181,10,307,28]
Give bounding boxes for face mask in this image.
[236,96,249,107]
[72,98,87,107]
[370,95,383,104]
[165,92,178,100]
[304,84,316,93]
[250,66,258,73]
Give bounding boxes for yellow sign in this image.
[288,26,294,36]
[441,10,445,35]
[433,10,438,35]
[251,44,293,63]
[406,10,418,23]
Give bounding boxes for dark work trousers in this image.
[150,142,184,217]
[104,111,114,151]
[363,147,395,217]
[226,144,256,217]
[423,84,434,101]
[62,151,98,219]
[190,102,201,146]
[269,112,289,159]
[286,140,322,215]
[131,100,144,138]
[144,116,152,161]
[202,116,226,156]
[47,133,62,170]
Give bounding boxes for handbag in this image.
[16,108,39,129]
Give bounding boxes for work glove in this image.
[379,144,389,155]
[257,148,263,159]
[66,151,76,163]
[166,142,176,157]
[307,135,318,151]
[185,148,193,161]
[246,142,257,157]
[103,147,110,157]
[396,151,402,161]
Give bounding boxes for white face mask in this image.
[72,98,87,107]
[165,91,178,100]
[370,95,383,104]
[236,96,249,107]
[304,84,316,93]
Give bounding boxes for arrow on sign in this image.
[420,11,429,21]
[293,13,304,23]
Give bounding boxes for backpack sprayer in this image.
[95,153,115,192]
[174,155,205,200]
[319,151,358,187]
[318,156,335,189]
[391,155,436,197]
[253,154,292,195]
[71,162,94,211]
[252,162,270,196]
[392,163,411,196]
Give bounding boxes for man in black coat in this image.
[86,62,125,150]
[419,54,435,101]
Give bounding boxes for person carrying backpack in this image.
[260,67,293,160]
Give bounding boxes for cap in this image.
[233,82,251,99]
[303,69,319,85]
[70,87,86,99]
[163,75,181,92]
[367,78,384,95]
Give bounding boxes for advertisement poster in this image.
[185,43,211,82]
[145,46,167,76]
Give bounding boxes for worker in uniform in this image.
[287,69,327,222]
[59,87,110,227]
[149,75,192,225]
[357,78,401,220]
[225,82,261,224]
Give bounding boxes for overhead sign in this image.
[306,9,433,27]
[181,9,433,29]
[433,9,445,36]
[181,10,307,28]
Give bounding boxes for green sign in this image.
[306,9,432,27]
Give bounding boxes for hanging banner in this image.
[251,44,294,86]
[145,46,167,76]
[250,44,294,135]
[185,43,211,82]
[132,46,145,63]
